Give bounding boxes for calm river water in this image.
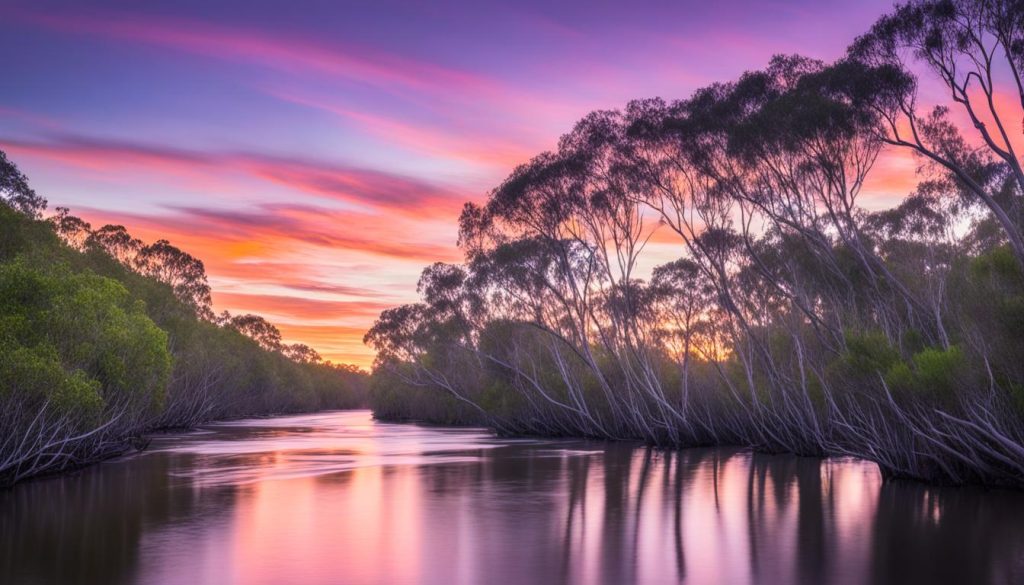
[1,410,1023,585]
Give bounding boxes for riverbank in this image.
[1,404,373,489]
[369,386,1024,491]
[0,155,368,488]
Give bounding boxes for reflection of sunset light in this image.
[25,412,1014,585]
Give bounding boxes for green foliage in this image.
[846,330,901,371]
[1007,383,1024,416]
[0,341,103,420]
[912,346,964,392]
[883,361,914,394]
[884,346,966,404]
[824,330,901,394]
[368,364,480,425]
[970,245,1023,287]
[824,329,968,406]
[999,295,1024,335]
[0,259,171,416]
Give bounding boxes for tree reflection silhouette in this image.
[3,413,1024,585]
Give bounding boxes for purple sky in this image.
[0,0,898,366]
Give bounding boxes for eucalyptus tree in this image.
[865,181,964,347]
[847,0,1024,266]
[365,260,533,426]
[735,57,937,342]
[49,207,92,251]
[623,75,833,452]
[224,313,284,352]
[464,238,634,434]
[284,343,322,364]
[0,150,45,219]
[41,205,214,321]
[364,295,494,425]
[621,95,755,386]
[458,141,620,433]
[459,111,689,439]
[134,239,214,320]
[87,224,144,266]
[622,56,955,451]
[648,258,718,413]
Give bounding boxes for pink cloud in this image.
[72,204,463,264]
[15,9,584,133]
[1,135,470,219]
[18,11,497,98]
[270,90,536,175]
[211,291,392,321]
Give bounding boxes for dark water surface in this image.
[2,410,1023,585]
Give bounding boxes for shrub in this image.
[0,259,172,420]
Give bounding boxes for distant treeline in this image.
[366,0,1024,487]
[0,152,368,486]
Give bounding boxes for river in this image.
[1,410,1022,585]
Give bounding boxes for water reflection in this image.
[1,411,1023,585]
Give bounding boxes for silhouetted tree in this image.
[284,343,322,364]
[0,151,45,219]
[224,313,283,352]
[134,239,214,320]
[49,207,92,251]
[87,224,143,266]
[846,0,1024,265]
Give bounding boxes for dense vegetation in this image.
[0,152,368,486]
[366,0,1024,486]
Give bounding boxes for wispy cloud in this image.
[270,90,536,175]
[16,11,497,97]
[2,135,470,218]
[71,203,463,263]
[212,291,392,322]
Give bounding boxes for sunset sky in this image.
[1,0,914,367]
